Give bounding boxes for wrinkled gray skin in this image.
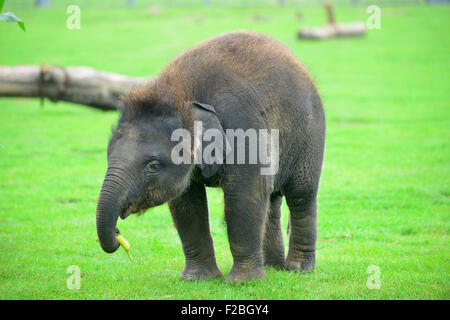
[96,32,325,283]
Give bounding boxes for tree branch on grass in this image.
[0,65,150,111]
[298,2,366,40]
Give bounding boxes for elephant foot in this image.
[225,266,267,284]
[181,260,223,281]
[284,252,315,273]
[263,256,285,270]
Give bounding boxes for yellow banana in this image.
[116,234,133,261]
[96,235,133,261]
[116,234,130,250]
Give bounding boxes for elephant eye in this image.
[145,160,161,174]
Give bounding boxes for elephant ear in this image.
[191,102,231,178]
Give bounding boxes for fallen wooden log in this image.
[0,65,150,111]
[299,22,366,39]
[298,2,366,40]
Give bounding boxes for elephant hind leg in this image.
[284,182,318,273]
[263,192,286,269]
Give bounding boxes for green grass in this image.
[0,5,449,299]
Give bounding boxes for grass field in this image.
[0,4,449,299]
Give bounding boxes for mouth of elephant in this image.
[120,202,143,220]
[119,200,149,220]
[120,203,134,220]
[120,201,165,220]
[119,192,167,220]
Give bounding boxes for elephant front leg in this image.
[169,182,222,281]
[224,193,269,283]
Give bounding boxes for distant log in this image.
[298,2,366,40]
[0,65,150,111]
[298,22,366,39]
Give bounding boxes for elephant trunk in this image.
[96,168,135,253]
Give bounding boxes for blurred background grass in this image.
[0,1,449,299]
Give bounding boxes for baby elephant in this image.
[96,31,325,283]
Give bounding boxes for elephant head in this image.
[96,91,229,254]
